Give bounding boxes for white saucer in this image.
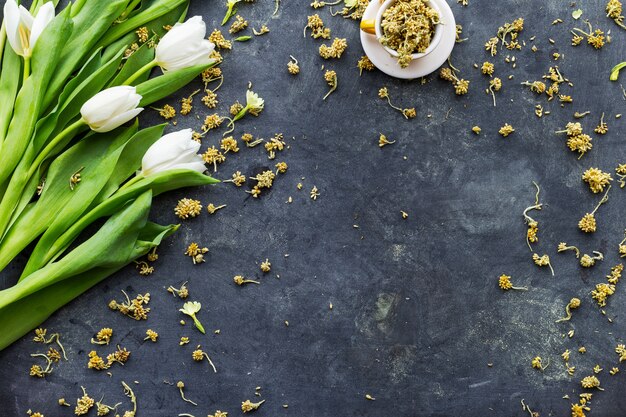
[360,0,456,79]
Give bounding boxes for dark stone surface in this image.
[2,0,626,416]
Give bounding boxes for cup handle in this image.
[360,19,376,34]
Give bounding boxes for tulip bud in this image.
[154,16,215,72]
[3,0,55,57]
[140,129,206,177]
[80,86,143,133]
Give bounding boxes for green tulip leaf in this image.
[0,7,73,188]
[136,63,213,106]
[0,217,177,351]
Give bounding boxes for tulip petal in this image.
[154,16,215,72]
[91,108,143,133]
[29,2,55,50]
[141,129,207,176]
[81,86,142,130]
[4,0,25,56]
[17,5,34,30]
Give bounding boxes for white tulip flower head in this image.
[4,0,55,58]
[155,16,215,72]
[80,86,144,133]
[140,129,206,177]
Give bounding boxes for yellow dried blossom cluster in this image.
[357,55,375,75]
[91,328,113,345]
[498,123,514,137]
[260,259,272,273]
[75,387,95,415]
[229,15,248,34]
[592,282,615,307]
[108,292,151,320]
[578,181,610,231]
[556,122,593,159]
[202,67,223,83]
[521,80,546,94]
[556,298,580,322]
[616,343,626,362]
[323,70,338,100]
[531,356,546,370]
[265,133,286,159]
[578,213,597,233]
[580,251,603,268]
[582,167,613,193]
[87,345,131,371]
[202,113,224,132]
[339,0,369,20]
[202,146,226,172]
[439,66,470,95]
[319,38,348,59]
[533,253,554,275]
[378,87,416,118]
[590,263,622,307]
[481,61,494,76]
[379,0,440,68]
[209,29,232,49]
[242,400,265,413]
[580,375,602,389]
[247,171,276,198]
[202,90,218,109]
[145,329,158,342]
[288,56,300,75]
[498,274,526,291]
[305,14,330,39]
[485,18,523,56]
[221,136,240,153]
[607,0,626,29]
[156,104,176,120]
[174,198,202,219]
[225,171,246,187]
[595,113,608,134]
[572,21,607,49]
[616,163,626,188]
[607,263,623,284]
[185,243,209,265]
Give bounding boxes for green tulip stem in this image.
[119,0,142,21]
[22,56,30,84]
[123,60,157,86]
[28,119,86,179]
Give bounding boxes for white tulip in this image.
[3,0,55,57]
[140,129,206,177]
[155,16,215,72]
[80,86,144,133]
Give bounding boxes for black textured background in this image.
[2,0,626,416]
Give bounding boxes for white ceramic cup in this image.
[360,0,444,62]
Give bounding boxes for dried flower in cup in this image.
[379,0,440,68]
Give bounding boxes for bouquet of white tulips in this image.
[0,0,219,350]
